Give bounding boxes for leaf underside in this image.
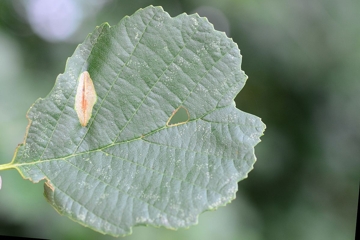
[11,6,265,237]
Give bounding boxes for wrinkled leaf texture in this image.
[11,6,265,236]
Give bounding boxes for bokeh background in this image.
[0,0,358,239]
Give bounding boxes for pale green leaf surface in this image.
[9,6,265,236]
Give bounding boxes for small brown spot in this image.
[75,71,97,127]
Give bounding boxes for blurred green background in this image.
[0,0,358,239]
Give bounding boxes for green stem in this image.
[0,163,14,171]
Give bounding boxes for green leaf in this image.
[2,6,265,237]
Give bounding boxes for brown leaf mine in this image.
[75,71,97,127]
